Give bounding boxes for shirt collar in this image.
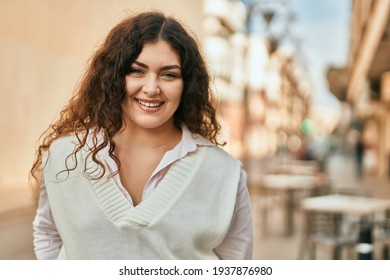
[180,124,214,153]
[86,124,214,155]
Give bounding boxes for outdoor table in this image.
[271,160,319,175]
[301,194,390,259]
[254,173,318,236]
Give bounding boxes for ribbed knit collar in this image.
[83,146,205,228]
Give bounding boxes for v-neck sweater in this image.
[43,134,241,259]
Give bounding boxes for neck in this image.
[113,122,182,151]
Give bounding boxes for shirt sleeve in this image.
[32,176,63,260]
[214,168,254,259]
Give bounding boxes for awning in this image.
[326,66,349,101]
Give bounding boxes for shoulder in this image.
[44,133,87,165]
[41,135,77,180]
[48,134,80,156]
[198,145,242,168]
[192,146,244,190]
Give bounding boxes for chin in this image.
[135,120,173,131]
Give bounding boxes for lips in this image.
[135,98,165,109]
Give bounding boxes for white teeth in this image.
[137,100,162,108]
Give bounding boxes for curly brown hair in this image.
[30,11,222,189]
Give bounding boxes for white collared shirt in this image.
[33,126,253,259]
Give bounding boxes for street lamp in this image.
[244,0,295,54]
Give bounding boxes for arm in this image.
[32,177,63,260]
[214,168,253,259]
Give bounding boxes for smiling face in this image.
[121,40,183,132]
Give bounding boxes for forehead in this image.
[136,40,181,65]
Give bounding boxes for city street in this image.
[1,0,390,265]
[1,152,389,260]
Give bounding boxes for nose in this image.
[142,74,160,95]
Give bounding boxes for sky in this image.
[288,0,351,111]
[242,0,352,112]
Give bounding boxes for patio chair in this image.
[298,210,358,259]
[374,209,390,259]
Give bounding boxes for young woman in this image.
[31,11,253,260]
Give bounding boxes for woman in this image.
[31,11,253,260]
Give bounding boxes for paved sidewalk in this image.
[0,186,36,260]
[0,207,36,260]
[327,153,390,198]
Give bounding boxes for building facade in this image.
[203,0,313,160]
[328,0,390,177]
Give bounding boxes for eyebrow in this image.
[133,61,181,71]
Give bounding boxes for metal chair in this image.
[374,209,390,259]
[298,210,358,259]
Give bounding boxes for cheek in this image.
[172,84,184,102]
[125,83,135,96]
[121,91,133,111]
[176,90,183,101]
[172,93,182,109]
[124,77,138,95]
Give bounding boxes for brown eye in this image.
[163,73,178,78]
[129,68,143,74]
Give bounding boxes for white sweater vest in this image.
[43,135,241,259]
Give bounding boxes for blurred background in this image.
[1,0,390,260]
